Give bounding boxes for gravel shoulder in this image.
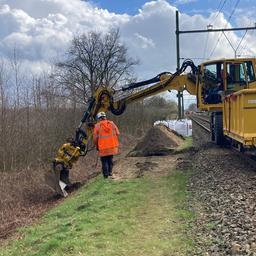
[190,123,256,255]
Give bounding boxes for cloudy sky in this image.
[0,0,256,103]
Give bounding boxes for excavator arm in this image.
[45,59,198,196]
[86,59,197,117]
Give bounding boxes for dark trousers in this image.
[100,155,113,178]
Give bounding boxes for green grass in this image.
[176,136,193,152]
[0,169,196,256]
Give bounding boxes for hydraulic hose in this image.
[120,59,197,92]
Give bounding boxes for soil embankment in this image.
[0,150,99,240]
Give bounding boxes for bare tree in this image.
[0,60,8,170]
[144,96,178,120]
[186,102,197,112]
[55,29,139,104]
[10,47,23,107]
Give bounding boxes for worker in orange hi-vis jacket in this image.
[93,112,120,179]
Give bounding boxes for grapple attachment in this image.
[45,167,68,197]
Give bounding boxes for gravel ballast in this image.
[189,122,256,255]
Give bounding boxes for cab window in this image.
[226,63,246,90]
[203,64,218,87]
[202,62,224,104]
[245,61,255,82]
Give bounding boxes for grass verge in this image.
[0,168,196,256]
[176,136,193,152]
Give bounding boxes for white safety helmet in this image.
[96,112,106,120]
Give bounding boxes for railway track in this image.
[189,114,211,133]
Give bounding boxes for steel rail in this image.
[191,115,210,124]
[190,116,211,133]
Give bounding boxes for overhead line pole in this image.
[175,11,182,120]
[175,10,256,118]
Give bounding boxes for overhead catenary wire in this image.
[227,0,241,23]
[210,0,227,26]
[235,29,248,55]
[221,28,247,57]
[239,32,251,56]
[180,57,207,60]
[208,0,241,59]
[238,20,256,57]
[204,0,227,60]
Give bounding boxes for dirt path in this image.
[126,166,194,255]
[113,154,178,180]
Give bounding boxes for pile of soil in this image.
[128,125,184,157]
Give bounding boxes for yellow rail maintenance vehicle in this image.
[45,58,256,196]
[199,58,256,149]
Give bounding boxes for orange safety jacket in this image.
[93,119,120,156]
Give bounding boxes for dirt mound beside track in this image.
[128,125,184,157]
